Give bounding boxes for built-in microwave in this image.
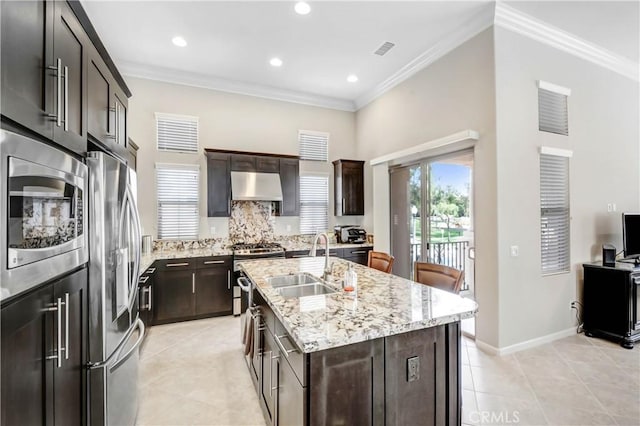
[1,130,88,300]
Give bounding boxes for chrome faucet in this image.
[310,232,332,281]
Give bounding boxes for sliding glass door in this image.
[390,150,474,295]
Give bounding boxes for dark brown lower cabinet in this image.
[1,268,87,426]
[385,324,461,426]
[253,296,461,426]
[309,339,385,426]
[153,266,195,324]
[152,256,233,325]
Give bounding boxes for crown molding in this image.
[495,2,639,82]
[119,61,357,112]
[354,5,495,110]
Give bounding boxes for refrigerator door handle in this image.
[109,318,145,373]
[126,184,142,311]
[88,317,143,371]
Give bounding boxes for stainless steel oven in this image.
[1,130,87,300]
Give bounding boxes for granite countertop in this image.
[280,242,373,251]
[239,257,478,353]
[140,247,233,273]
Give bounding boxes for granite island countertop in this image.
[239,257,477,353]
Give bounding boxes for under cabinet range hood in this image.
[231,171,283,201]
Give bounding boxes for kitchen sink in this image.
[276,283,337,298]
[266,273,320,288]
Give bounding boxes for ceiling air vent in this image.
[374,41,395,56]
[537,80,570,136]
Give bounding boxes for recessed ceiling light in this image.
[347,74,359,83]
[294,2,311,15]
[172,36,187,47]
[270,57,283,67]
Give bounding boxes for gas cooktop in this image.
[232,242,284,256]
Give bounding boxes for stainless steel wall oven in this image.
[1,130,88,300]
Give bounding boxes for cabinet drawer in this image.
[343,247,371,257]
[260,300,276,334]
[155,258,196,271]
[286,250,310,259]
[195,256,232,269]
[275,320,306,387]
[318,248,342,258]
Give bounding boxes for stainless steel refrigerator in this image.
[87,151,144,426]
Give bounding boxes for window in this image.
[537,80,570,136]
[299,174,329,234]
[156,163,199,239]
[540,149,571,274]
[299,130,329,162]
[156,113,199,153]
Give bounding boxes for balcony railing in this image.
[410,240,470,292]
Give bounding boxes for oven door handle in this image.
[237,277,251,292]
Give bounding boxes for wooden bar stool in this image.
[367,251,394,274]
[414,262,464,294]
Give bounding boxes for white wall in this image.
[493,26,640,347]
[126,77,357,239]
[355,29,500,347]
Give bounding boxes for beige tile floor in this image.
[137,316,640,426]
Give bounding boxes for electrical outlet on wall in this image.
[407,356,420,382]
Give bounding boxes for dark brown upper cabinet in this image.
[206,152,231,217]
[206,149,299,218]
[1,0,87,155]
[333,159,365,216]
[1,0,130,158]
[87,45,129,160]
[280,158,299,216]
[231,154,256,172]
[1,0,54,140]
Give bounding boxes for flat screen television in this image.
[623,213,640,259]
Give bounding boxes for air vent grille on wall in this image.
[537,81,570,136]
[374,41,395,56]
[156,113,199,153]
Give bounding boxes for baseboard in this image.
[476,327,577,356]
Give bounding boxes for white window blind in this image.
[540,153,570,274]
[156,113,199,153]
[299,130,329,162]
[537,81,570,136]
[299,175,329,234]
[156,164,199,240]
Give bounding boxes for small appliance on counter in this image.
[334,225,367,244]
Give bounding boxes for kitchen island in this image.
[239,257,477,426]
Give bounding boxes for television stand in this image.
[583,262,640,349]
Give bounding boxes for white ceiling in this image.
[81,1,638,110]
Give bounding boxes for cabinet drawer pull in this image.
[63,66,69,131]
[166,262,189,267]
[227,270,231,290]
[138,276,150,284]
[350,250,367,254]
[203,260,225,265]
[275,334,298,357]
[292,255,309,258]
[46,58,62,126]
[64,293,69,361]
[146,267,156,274]
[192,273,195,293]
